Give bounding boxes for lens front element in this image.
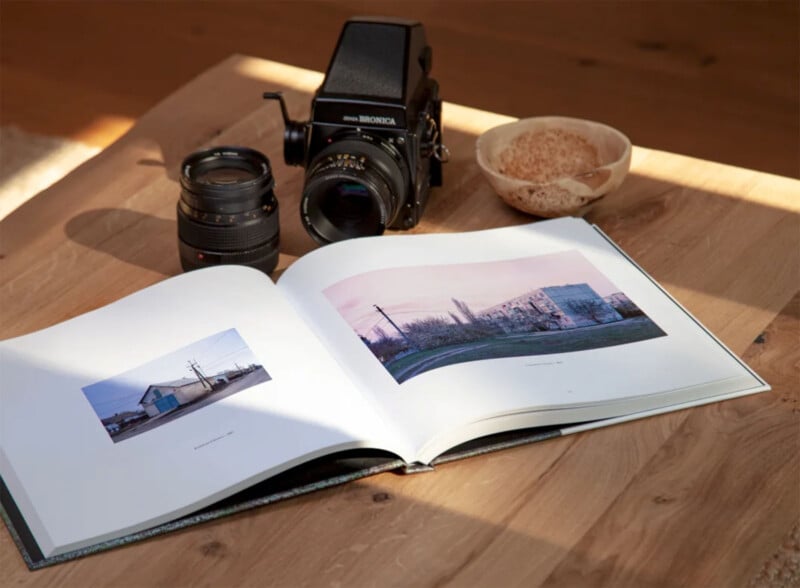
[301,137,407,244]
[321,181,383,232]
[194,166,258,185]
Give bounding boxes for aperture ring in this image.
[178,197,276,224]
[177,202,279,251]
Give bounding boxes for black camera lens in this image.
[178,146,279,274]
[300,137,406,244]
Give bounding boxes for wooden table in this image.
[1,55,798,587]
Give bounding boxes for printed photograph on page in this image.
[82,328,271,442]
[323,251,666,383]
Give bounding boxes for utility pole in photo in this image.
[373,304,416,349]
[187,359,215,391]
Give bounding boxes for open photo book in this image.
[0,217,768,568]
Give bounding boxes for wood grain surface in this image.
[0,55,798,587]
[1,1,798,177]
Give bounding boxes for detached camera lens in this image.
[178,146,279,274]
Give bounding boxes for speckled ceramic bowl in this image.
[476,116,632,217]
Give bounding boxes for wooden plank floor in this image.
[1,1,798,177]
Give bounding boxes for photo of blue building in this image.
[476,283,627,332]
[83,329,271,442]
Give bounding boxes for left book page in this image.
[0,266,395,559]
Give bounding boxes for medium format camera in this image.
[177,146,280,274]
[265,17,447,244]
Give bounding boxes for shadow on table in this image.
[64,208,180,275]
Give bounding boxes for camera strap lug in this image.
[425,114,450,163]
[433,143,451,163]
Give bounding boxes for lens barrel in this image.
[178,146,279,274]
[300,137,407,245]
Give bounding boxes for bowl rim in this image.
[475,115,632,187]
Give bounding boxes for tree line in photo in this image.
[364,283,645,364]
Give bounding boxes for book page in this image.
[277,218,767,462]
[0,266,397,557]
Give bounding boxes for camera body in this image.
[266,17,445,244]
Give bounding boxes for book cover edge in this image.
[1,458,407,571]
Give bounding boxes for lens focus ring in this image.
[177,202,279,251]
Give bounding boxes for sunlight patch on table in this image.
[0,126,102,220]
[631,150,800,213]
[441,103,516,136]
[235,57,324,92]
[234,56,516,138]
[71,114,135,148]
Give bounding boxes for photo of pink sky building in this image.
[323,250,664,384]
[324,250,620,340]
